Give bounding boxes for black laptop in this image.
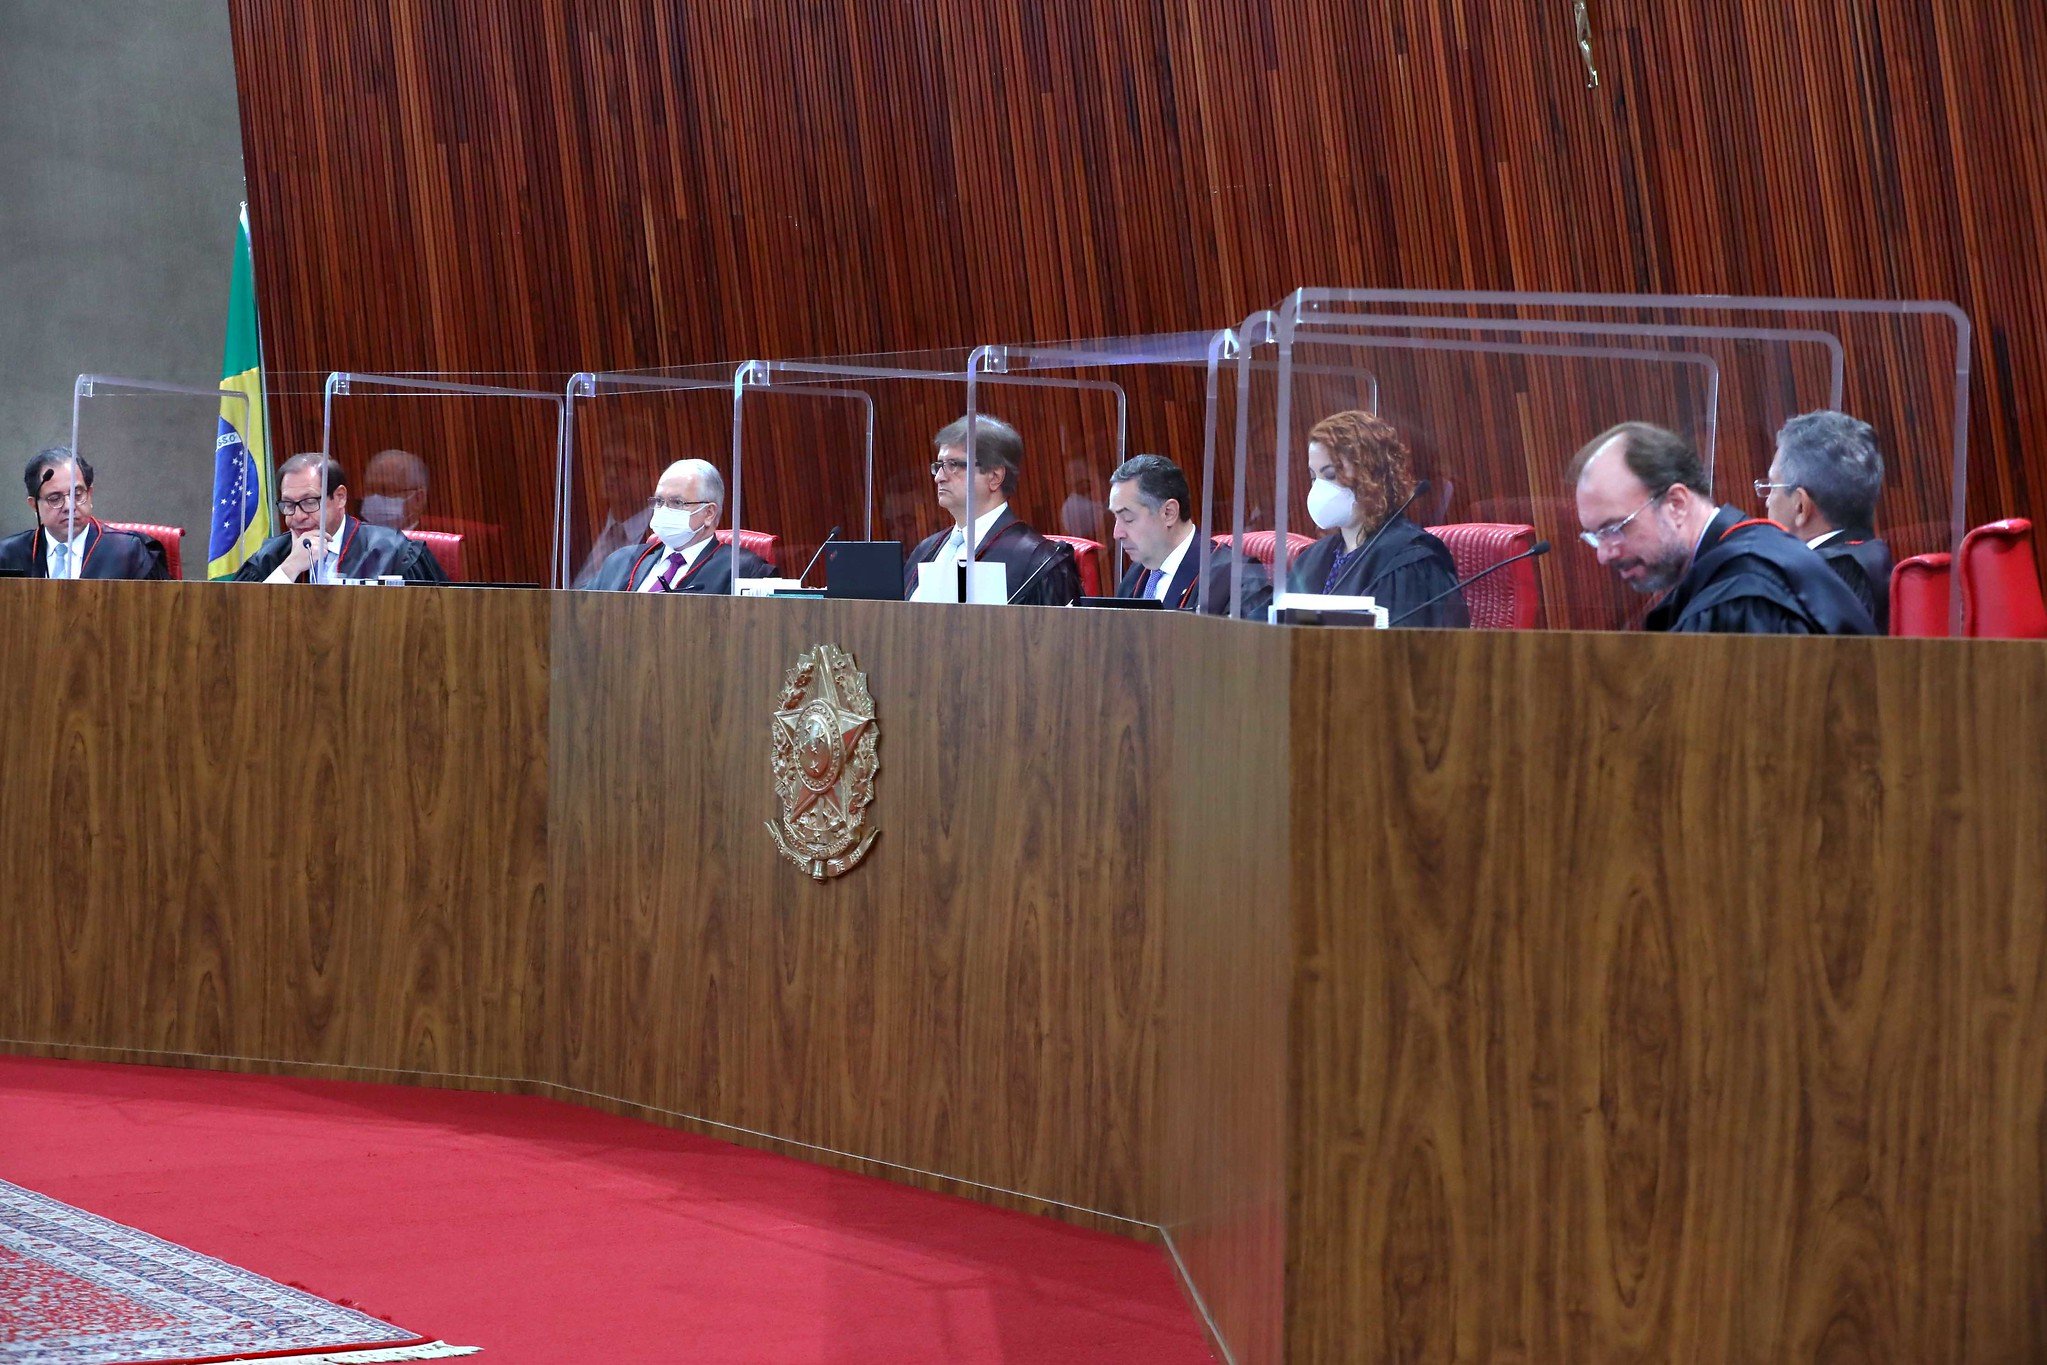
[825,541,904,601]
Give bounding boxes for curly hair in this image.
[1307,410,1413,532]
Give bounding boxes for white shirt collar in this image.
[949,500,1008,556]
[1806,528,1843,549]
[1151,525,1197,597]
[45,521,90,576]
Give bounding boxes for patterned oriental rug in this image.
[0,1179,475,1365]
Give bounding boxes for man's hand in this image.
[281,529,327,580]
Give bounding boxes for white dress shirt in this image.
[45,524,91,579]
[1807,528,1843,549]
[939,501,1009,562]
[635,533,713,590]
[1147,527,1197,601]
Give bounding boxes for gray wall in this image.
[0,0,245,572]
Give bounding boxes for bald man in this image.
[587,458,775,594]
[1569,421,1873,635]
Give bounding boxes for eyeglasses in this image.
[1578,490,1664,549]
[929,458,969,477]
[1753,479,1796,500]
[648,497,711,513]
[278,494,334,516]
[36,490,89,510]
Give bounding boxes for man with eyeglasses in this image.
[1757,410,1893,633]
[233,453,447,584]
[587,458,773,593]
[902,414,1079,606]
[1570,421,1874,635]
[0,447,170,580]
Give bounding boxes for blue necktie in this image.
[52,542,70,579]
[1141,568,1163,599]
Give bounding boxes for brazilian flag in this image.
[209,205,272,579]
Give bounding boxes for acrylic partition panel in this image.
[66,376,256,580]
[1271,291,1972,630]
[313,371,569,586]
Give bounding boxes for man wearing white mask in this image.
[587,458,774,594]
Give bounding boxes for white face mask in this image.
[1306,477,1356,532]
[649,505,703,550]
[360,493,410,528]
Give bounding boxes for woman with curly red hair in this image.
[1287,410,1469,627]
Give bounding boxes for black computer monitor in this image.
[824,541,904,601]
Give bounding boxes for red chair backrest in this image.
[403,529,464,582]
[1959,518,2047,639]
[103,521,183,579]
[1216,530,1317,569]
[1043,535,1105,597]
[1424,522,1541,630]
[715,528,781,571]
[1888,553,1952,637]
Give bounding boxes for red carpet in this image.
[0,1057,1211,1364]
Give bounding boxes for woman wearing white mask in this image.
[1287,410,1468,628]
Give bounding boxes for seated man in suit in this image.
[1571,421,1874,635]
[234,453,447,583]
[903,414,1079,606]
[1107,453,1270,617]
[587,458,773,593]
[1287,411,1468,627]
[0,448,169,580]
[1760,410,1893,632]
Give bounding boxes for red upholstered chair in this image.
[402,529,464,581]
[1959,518,2047,639]
[1215,530,1317,569]
[1043,534,1105,597]
[1424,522,1541,630]
[715,528,781,571]
[1888,553,1953,637]
[103,521,184,579]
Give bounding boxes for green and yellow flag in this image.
[208,205,272,579]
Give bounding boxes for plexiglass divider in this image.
[1273,290,1972,630]
[66,375,254,579]
[318,372,569,585]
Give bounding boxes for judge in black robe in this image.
[1811,530,1893,634]
[0,519,169,580]
[903,507,1080,606]
[1643,506,1876,635]
[1291,410,1468,628]
[1287,515,1469,628]
[1116,534,1272,618]
[589,534,775,593]
[234,515,447,583]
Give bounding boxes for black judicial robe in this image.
[1813,529,1893,634]
[1115,530,1273,619]
[588,536,776,594]
[233,516,448,584]
[1644,507,1876,636]
[1286,515,1470,628]
[903,508,1082,606]
[0,520,169,581]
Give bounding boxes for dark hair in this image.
[1567,421,1708,497]
[277,451,350,494]
[1775,410,1883,529]
[932,414,1021,497]
[1110,453,1193,523]
[23,447,92,498]
[1307,410,1413,530]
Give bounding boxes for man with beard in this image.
[1569,422,1874,635]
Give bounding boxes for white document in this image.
[735,577,803,597]
[1269,591,1388,627]
[912,560,1009,605]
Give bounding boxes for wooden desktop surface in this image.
[1,581,2038,1363]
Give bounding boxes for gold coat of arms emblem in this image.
[766,644,880,880]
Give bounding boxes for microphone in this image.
[796,526,843,585]
[1331,478,1430,569]
[1386,539,1551,627]
[1007,540,1077,604]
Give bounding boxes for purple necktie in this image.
[648,549,688,592]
